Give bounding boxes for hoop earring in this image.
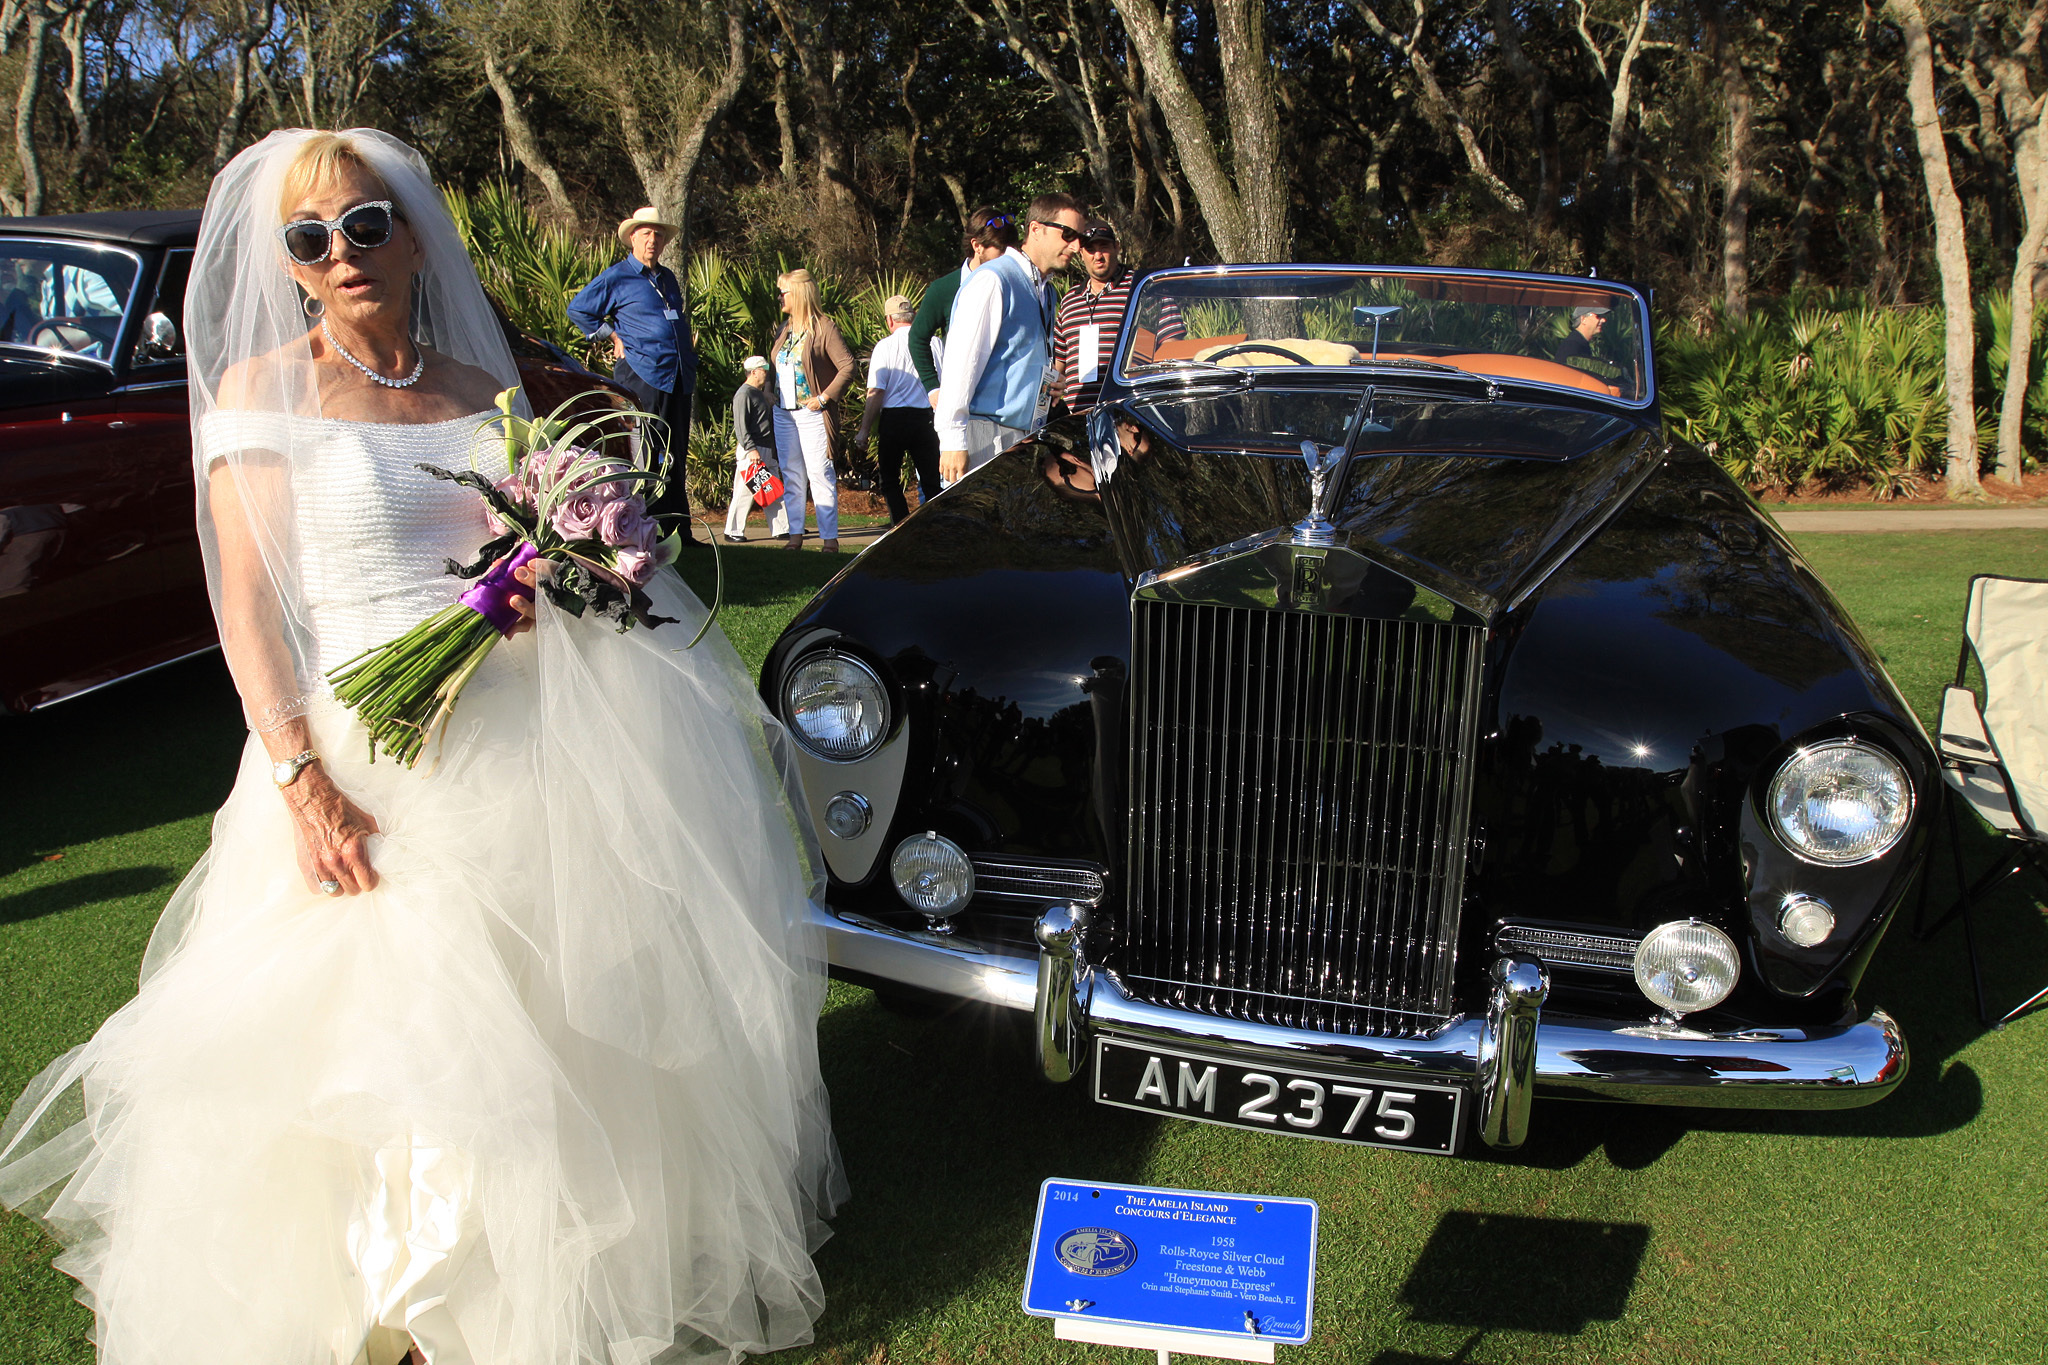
[303,293,324,318]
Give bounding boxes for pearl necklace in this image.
[322,318,424,389]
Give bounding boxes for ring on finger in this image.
[319,879,343,896]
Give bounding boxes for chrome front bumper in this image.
[815,902,1910,1148]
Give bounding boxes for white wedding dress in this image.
[0,411,844,1365]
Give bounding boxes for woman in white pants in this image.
[767,268,856,552]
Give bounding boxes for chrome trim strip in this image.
[110,379,186,394]
[1494,924,1639,973]
[970,857,1107,906]
[814,907,1908,1110]
[1501,440,1669,612]
[25,644,221,712]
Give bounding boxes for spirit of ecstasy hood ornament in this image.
[1294,439,1339,546]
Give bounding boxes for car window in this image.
[131,249,192,366]
[1120,269,1650,407]
[0,239,141,362]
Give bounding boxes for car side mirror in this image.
[138,311,180,361]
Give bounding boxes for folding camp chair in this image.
[1914,574,2048,1029]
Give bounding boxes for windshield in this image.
[1118,267,1649,405]
[0,238,140,363]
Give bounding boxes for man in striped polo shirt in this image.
[1051,219,1182,412]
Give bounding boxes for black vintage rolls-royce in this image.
[763,265,1931,1155]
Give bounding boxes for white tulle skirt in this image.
[0,577,845,1365]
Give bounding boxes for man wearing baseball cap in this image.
[1051,218,1183,412]
[851,293,941,523]
[1554,304,1610,368]
[568,208,701,537]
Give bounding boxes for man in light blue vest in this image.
[934,192,1086,484]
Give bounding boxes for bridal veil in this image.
[0,128,845,1365]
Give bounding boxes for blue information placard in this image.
[1022,1179,1317,1346]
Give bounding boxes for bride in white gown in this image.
[0,129,844,1365]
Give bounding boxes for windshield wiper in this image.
[1354,357,1500,399]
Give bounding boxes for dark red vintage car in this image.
[0,211,628,714]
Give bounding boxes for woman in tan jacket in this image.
[768,269,858,551]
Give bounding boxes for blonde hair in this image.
[278,132,396,223]
[777,268,826,333]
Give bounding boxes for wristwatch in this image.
[272,749,320,788]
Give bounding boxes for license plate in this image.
[1093,1038,1463,1155]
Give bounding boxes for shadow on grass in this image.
[1361,1211,1651,1362]
[2,653,245,881]
[804,992,1163,1351]
[0,866,177,926]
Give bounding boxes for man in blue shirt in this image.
[568,208,700,539]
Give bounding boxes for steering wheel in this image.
[1204,342,1315,367]
[30,316,115,353]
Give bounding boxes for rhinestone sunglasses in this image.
[277,201,398,266]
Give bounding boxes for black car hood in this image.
[0,351,114,411]
[1091,394,1665,620]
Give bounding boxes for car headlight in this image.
[1633,920,1740,1017]
[782,653,890,761]
[1766,739,1912,865]
[891,832,975,930]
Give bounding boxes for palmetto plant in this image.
[1661,296,2019,497]
[444,181,614,370]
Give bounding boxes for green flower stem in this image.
[328,603,509,766]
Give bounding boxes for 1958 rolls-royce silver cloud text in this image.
[763,265,1932,1155]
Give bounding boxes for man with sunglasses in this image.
[568,208,700,539]
[1051,219,1182,412]
[934,192,1085,485]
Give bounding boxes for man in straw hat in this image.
[569,207,701,538]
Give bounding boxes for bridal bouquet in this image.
[328,388,718,766]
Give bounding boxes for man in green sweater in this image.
[910,206,1020,404]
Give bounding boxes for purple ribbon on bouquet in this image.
[460,542,542,636]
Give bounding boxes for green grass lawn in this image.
[5,532,2047,1365]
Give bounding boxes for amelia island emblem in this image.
[1055,1227,1139,1277]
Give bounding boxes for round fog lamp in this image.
[891,832,975,931]
[823,791,872,840]
[783,653,889,761]
[1633,920,1740,1017]
[1767,740,1911,866]
[1778,894,1836,948]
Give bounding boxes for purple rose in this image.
[524,445,572,494]
[613,546,658,586]
[605,499,664,585]
[551,487,610,541]
[597,495,654,549]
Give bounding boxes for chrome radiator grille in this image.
[1122,598,1485,1037]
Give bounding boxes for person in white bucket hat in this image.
[725,355,789,542]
